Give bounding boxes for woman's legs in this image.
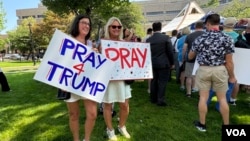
[118,99,130,138]
[83,99,97,141]
[67,101,80,141]
[103,103,114,130]
[118,99,129,128]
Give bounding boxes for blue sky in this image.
[0,0,145,34]
[1,0,41,34]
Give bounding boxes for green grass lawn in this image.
[0,62,250,141]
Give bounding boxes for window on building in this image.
[146,11,164,16]
[37,15,45,18]
[22,16,30,19]
[165,10,180,15]
[148,20,164,23]
[22,15,36,19]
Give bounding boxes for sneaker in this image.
[229,101,236,106]
[194,121,206,132]
[118,126,131,139]
[147,89,150,94]
[192,88,199,93]
[186,94,191,98]
[106,128,117,141]
[180,86,185,91]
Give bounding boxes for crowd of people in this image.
[174,15,250,132]
[57,13,250,140]
[2,13,247,141]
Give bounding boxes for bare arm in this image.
[182,43,188,61]
[124,29,134,41]
[238,18,250,26]
[225,54,237,83]
[188,50,196,61]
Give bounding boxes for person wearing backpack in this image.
[182,21,205,97]
[170,29,180,84]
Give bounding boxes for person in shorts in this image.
[188,13,237,132]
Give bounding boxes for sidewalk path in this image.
[3,66,39,74]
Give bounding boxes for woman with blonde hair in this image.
[99,17,132,141]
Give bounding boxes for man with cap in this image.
[222,17,241,106]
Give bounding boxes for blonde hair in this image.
[181,27,191,35]
[104,17,123,40]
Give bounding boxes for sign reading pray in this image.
[101,40,153,80]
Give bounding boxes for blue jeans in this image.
[207,82,234,111]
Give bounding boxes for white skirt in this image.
[102,80,132,103]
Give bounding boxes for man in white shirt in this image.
[170,29,180,83]
[143,28,153,93]
[142,28,153,43]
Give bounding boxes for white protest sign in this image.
[101,39,153,80]
[192,48,250,85]
[233,48,250,85]
[33,30,115,103]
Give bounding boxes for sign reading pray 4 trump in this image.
[101,39,153,80]
[34,30,115,103]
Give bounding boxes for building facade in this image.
[133,0,232,29]
[16,4,47,25]
[15,1,233,27]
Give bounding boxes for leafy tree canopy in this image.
[0,1,6,51]
[220,0,250,18]
[0,1,6,32]
[7,17,36,54]
[41,0,129,16]
[32,10,74,48]
[41,0,145,39]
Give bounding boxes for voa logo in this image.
[226,129,247,136]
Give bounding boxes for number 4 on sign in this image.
[73,63,84,75]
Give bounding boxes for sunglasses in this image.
[110,25,122,29]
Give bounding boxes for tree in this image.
[41,0,129,16]
[201,0,220,8]
[220,0,250,18]
[91,3,145,38]
[0,1,6,51]
[41,0,145,40]
[7,17,36,55]
[6,10,75,61]
[0,1,5,32]
[32,10,74,50]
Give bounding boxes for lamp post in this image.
[28,22,36,66]
[8,40,11,53]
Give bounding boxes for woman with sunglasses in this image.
[65,14,97,141]
[99,17,132,141]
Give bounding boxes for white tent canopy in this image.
[161,1,205,32]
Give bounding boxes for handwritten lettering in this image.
[60,38,107,70]
[47,61,105,96]
[105,47,147,69]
